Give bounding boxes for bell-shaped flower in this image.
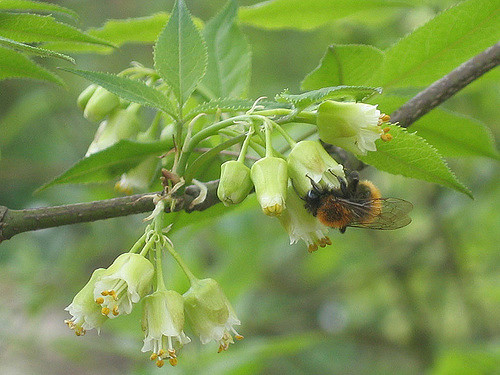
[83,86,121,122]
[86,103,142,156]
[94,253,154,318]
[217,160,254,206]
[278,184,332,253]
[183,278,243,352]
[287,140,344,197]
[142,290,191,368]
[77,84,98,111]
[316,100,383,155]
[250,156,288,216]
[64,268,108,336]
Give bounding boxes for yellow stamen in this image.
[112,306,119,316]
[101,290,109,296]
[235,334,244,340]
[110,290,118,301]
[383,127,390,133]
[101,307,110,316]
[218,344,224,353]
[168,349,176,357]
[381,133,393,142]
[150,353,158,361]
[158,349,166,357]
[381,114,390,122]
[324,236,332,246]
[169,357,178,366]
[308,243,318,253]
[156,359,165,368]
[95,297,104,304]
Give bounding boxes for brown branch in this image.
[391,42,500,127]
[1,44,498,243]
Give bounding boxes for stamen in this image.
[101,307,110,316]
[235,334,244,340]
[158,349,166,358]
[156,359,165,368]
[383,127,390,133]
[101,290,109,296]
[324,236,332,246]
[150,353,158,361]
[95,297,104,304]
[169,357,178,366]
[112,305,119,316]
[381,114,390,122]
[308,243,318,253]
[381,133,393,142]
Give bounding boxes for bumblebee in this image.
[303,171,413,233]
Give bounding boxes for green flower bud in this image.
[183,278,242,351]
[287,140,344,197]
[86,103,141,156]
[83,86,120,122]
[251,156,288,217]
[94,253,154,318]
[217,161,253,206]
[141,290,190,366]
[317,100,383,155]
[64,268,108,336]
[77,84,97,111]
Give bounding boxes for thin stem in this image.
[237,128,255,163]
[164,241,197,284]
[265,120,273,157]
[139,238,155,257]
[270,120,297,149]
[155,242,167,291]
[129,232,147,254]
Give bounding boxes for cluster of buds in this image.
[217,100,393,251]
[65,232,242,368]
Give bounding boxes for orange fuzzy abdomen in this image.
[316,196,352,228]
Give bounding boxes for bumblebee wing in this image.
[345,198,413,230]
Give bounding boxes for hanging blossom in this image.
[141,290,191,368]
[316,100,391,156]
[94,253,154,318]
[183,278,243,352]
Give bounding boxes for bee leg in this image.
[336,175,349,196]
[305,174,323,193]
[339,226,347,234]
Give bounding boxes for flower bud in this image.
[183,278,242,351]
[250,156,288,216]
[287,140,344,197]
[77,84,97,111]
[217,161,253,206]
[94,253,154,318]
[83,86,121,122]
[317,100,383,155]
[86,103,141,156]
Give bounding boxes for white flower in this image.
[183,278,243,352]
[317,101,384,155]
[250,156,288,216]
[287,140,344,197]
[64,268,108,336]
[278,184,332,253]
[94,253,154,318]
[142,290,190,367]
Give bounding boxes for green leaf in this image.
[60,68,176,116]
[0,13,114,46]
[370,0,500,88]
[38,139,173,191]
[154,0,207,107]
[358,125,472,197]
[186,98,289,119]
[301,44,384,90]
[375,95,499,159]
[0,36,74,63]
[276,86,382,110]
[0,46,63,84]
[0,0,78,19]
[198,0,251,99]
[238,0,411,30]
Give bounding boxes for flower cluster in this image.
[65,210,242,368]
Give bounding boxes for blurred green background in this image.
[0,0,498,374]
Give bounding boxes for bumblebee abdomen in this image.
[316,196,352,228]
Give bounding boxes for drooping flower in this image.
[94,253,154,318]
[278,183,332,253]
[142,290,190,368]
[183,278,243,352]
[83,86,120,122]
[86,103,141,156]
[287,140,344,197]
[64,268,108,336]
[251,156,288,216]
[316,100,384,155]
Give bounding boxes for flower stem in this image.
[264,120,273,158]
[129,232,147,253]
[271,120,297,148]
[164,241,197,285]
[155,242,167,291]
[237,128,255,163]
